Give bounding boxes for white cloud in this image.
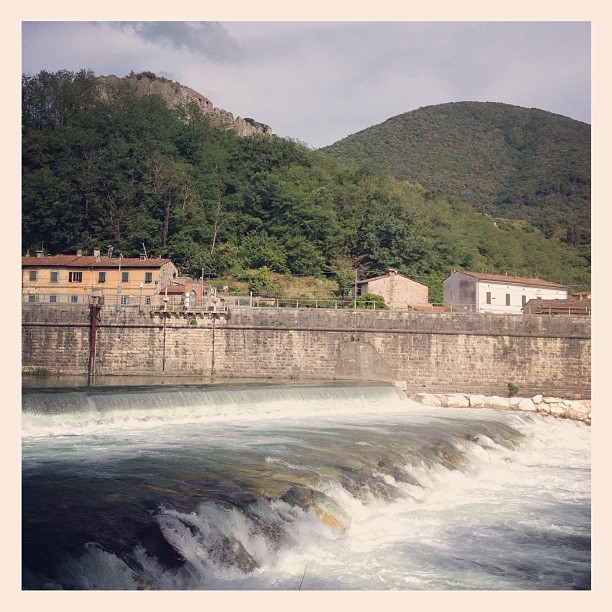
[21,21,591,148]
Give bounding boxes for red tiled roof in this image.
[523,298,591,312]
[165,284,186,294]
[357,272,427,287]
[456,271,567,289]
[22,255,175,269]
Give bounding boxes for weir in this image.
[21,305,591,398]
[21,380,591,590]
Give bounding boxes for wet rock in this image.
[281,485,349,530]
[136,522,185,569]
[216,536,258,573]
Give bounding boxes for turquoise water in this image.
[22,382,591,590]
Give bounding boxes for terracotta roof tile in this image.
[22,255,175,269]
[523,298,591,313]
[456,271,567,289]
[165,284,186,294]
[357,272,427,287]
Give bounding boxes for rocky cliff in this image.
[97,73,273,137]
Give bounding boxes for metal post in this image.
[88,298,101,386]
[162,296,168,373]
[116,254,123,311]
[354,269,358,310]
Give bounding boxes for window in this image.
[69,271,82,283]
[121,295,129,305]
[29,270,37,281]
[122,271,129,283]
[145,272,153,284]
[28,294,37,303]
[145,296,151,305]
[50,295,57,303]
[522,295,527,307]
[98,271,106,283]
[486,292,492,305]
[50,271,58,283]
[506,294,511,306]
[70,295,79,303]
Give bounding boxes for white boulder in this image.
[518,398,536,412]
[446,394,470,408]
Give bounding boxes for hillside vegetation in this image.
[322,102,590,260]
[22,71,590,302]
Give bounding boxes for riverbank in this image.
[406,391,591,425]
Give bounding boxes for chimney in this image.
[93,247,101,262]
[36,250,44,258]
[76,249,83,257]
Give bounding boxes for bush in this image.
[356,293,388,309]
[507,382,519,397]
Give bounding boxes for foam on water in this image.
[22,382,411,437]
[22,382,590,590]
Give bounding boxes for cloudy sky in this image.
[22,20,590,149]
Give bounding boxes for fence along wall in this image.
[21,305,591,398]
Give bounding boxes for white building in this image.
[443,271,568,314]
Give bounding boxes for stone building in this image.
[353,269,431,310]
[22,248,179,307]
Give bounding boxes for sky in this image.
[21,20,591,149]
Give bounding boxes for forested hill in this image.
[22,71,590,301]
[321,102,590,257]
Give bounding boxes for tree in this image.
[239,232,288,272]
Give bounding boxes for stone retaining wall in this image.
[22,305,591,399]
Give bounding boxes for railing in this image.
[526,307,591,316]
[22,294,590,315]
[22,294,384,310]
[225,296,385,310]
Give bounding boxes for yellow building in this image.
[22,248,179,307]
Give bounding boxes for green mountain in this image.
[322,102,590,255]
[22,72,590,302]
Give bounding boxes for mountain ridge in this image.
[321,101,590,253]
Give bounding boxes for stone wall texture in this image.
[22,305,591,398]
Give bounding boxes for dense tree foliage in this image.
[22,71,590,301]
[322,101,591,262]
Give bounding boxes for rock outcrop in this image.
[97,73,273,137]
